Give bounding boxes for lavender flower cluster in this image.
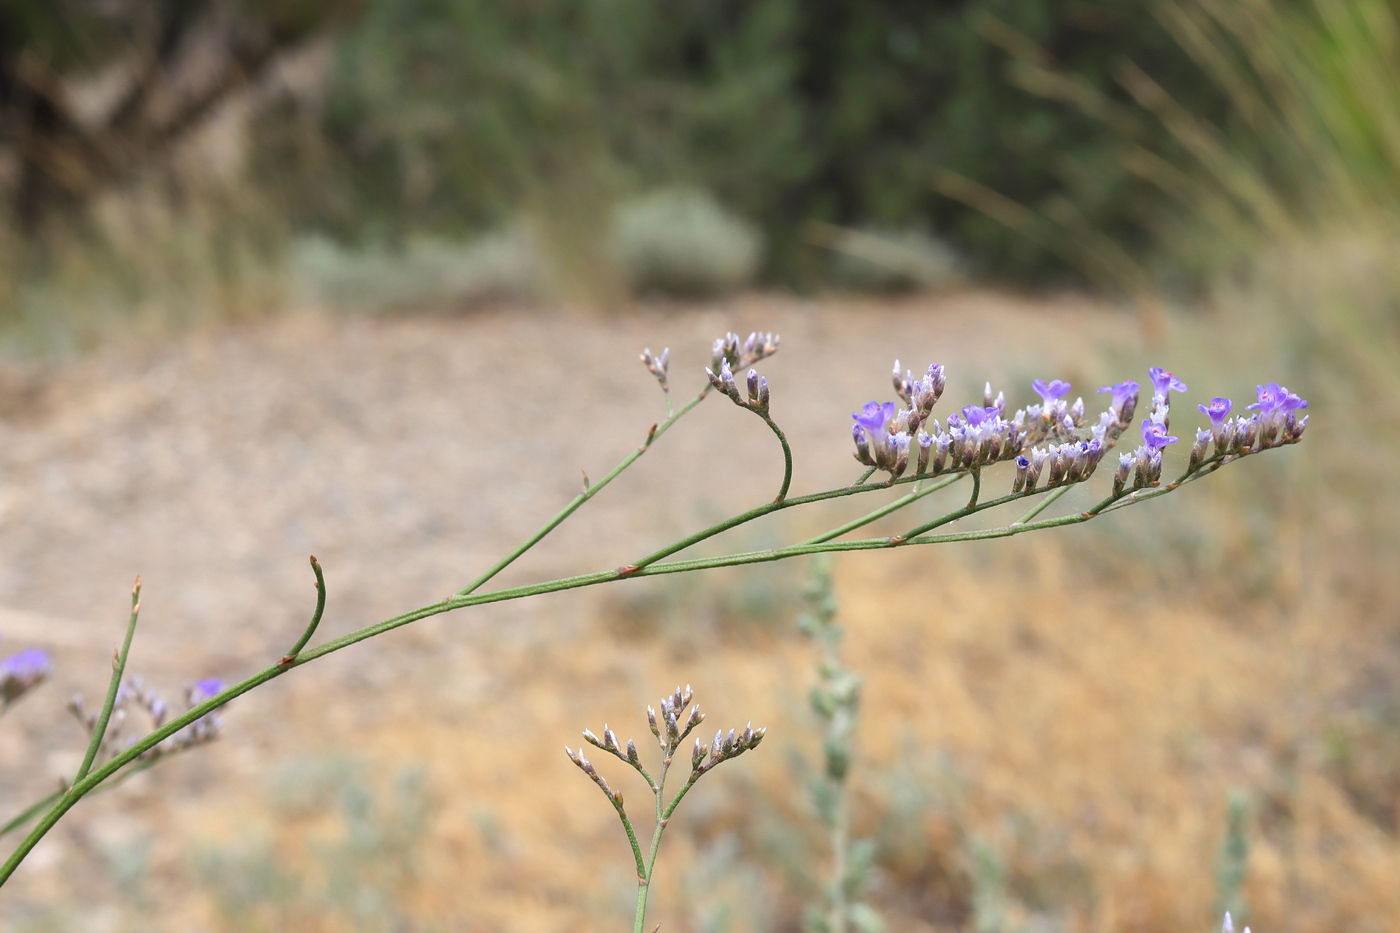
[0,642,52,709]
[850,362,1308,495]
[67,676,226,762]
[704,331,781,413]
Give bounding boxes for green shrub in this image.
[613,188,762,297]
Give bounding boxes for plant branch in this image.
[799,473,964,545]
[1015,484,1069,524]
[73,579,141,785]
[760,412,794,504]
[281,556,326,662]
[0,447,1267,888]
[457,385,711,596]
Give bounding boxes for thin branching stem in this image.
[0,450,1242,887]
[627,469,968,572]
[73,580,141,785]
[634,750,675,933]
[282,556,326,661]
[800,473,964,545]
[1015,484,1069,524]
[760,412,794,504]
[1,745,198,840]
[611,796,647,882]
[457,386,711,596]
[0,794,59,840]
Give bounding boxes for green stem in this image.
[73,580,141,785]
[457,386,710,596]
[625,467,963,573]
[1015,485,1069,524]
[0,793,61,839]
[660,774,702,822]
[799,473,963,546]
[611,796,647,883]
[760,412,794,504]
[282,556,326,661]
[634,752,674,933]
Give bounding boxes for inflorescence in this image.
[704,331,781,415]
[67,676,226,764]
[566,685,766,800]
[846,361,1306,495]
[564,685,766,932]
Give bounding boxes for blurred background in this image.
[0,0,1397,930]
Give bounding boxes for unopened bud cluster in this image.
[1,641,52,708]
[707,359,771,414]
[67,676,226,763]
[566,685,766,810]
[711,331,779,373]
[850,360,1307,496]
[639,347,670,391]
[699,332,780,414]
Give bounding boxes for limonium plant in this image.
[567,686,764,933]
[0,329,1307,929]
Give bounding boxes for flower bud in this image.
[1113,452,1132,496]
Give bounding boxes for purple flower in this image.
[192,678,224,702]
[1197,397,1232,425]
[1245,382,1285,413]
[1098,380,1140,414]
[2,647,51,679]
[961,405,1000,426]
[1032,379,1072,404]
[1,648,52,703]
[1247,383,1308,414]
[853,401,896,433]
[1148,367,1187,397]
[1141,418,1178,450]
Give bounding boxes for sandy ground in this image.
[0,294,1392,933]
